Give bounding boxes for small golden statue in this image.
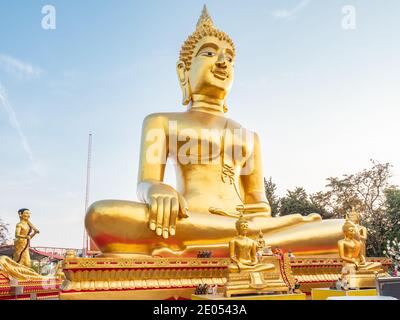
[346,207,367,263]
[0,256,44,280]
[0,209,45,281]
[256,230,272,257]
[13,208,39,268]
[228,216,274,273]
[224,215,289,297]
[338,219,384,288]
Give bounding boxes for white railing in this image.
[32,246,83,257]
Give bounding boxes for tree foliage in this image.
[384,187,400,247]
[0,218,10,245]
[264,177,280,217]
[280,187,326,217]
[311,160,394,256]
[311,160,392,219]
[264,160,398,256]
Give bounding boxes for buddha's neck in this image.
[189,94,225,115]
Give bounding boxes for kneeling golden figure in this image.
[85,6,343,257]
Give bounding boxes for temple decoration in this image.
[346,207,367,261]
[13,208,39,268]
[338,218,387,289]
[61,256,230,300]
[256,230,273,256]
[0,209,61,300]
[224,215,291,297]
[0,256,45,281]
[289,256,391,294]
[0,209,47,281]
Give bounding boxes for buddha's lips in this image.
[212,69,228,80]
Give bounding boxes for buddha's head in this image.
[177,5,235,111]
[18,208,30,221]
[342,220,356,239]
[236,214,249,236]
[347,207,360,224]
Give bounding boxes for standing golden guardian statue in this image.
[0,209,46,281]
[85,5,344,257]
[13,208,39,268]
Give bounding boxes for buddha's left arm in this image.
[238,132,271,216]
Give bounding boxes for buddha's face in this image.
[177,36,235,102]
[344,226,356,239]
[238,221,248,236]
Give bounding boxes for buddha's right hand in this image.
[145,183,189,239]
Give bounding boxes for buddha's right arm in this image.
[136,114,188,239]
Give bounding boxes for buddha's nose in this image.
[215,52,227,68]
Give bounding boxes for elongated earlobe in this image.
[176,61,192,106]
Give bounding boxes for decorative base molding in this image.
[60,255,392,300]
[0,273,61,300]
[60,257,230,300]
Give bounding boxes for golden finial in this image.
[196,5,214,29]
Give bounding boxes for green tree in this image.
[280,187,326,216]
[385,188,400,242]
[311,160,394,256]
[264,177,280,217]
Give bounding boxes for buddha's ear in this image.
[176,60,192,106]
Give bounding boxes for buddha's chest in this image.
[167,125,252,165]
[344,240,360,255]
[235,238,254,255]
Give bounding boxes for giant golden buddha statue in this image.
[85,6,343,257]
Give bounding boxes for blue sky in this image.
[1,0,399,248]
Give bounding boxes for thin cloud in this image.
[0,82,35,163]
[0,54,42,77]
[272,0,311,20]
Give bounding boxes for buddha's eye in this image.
[201,51,216,57]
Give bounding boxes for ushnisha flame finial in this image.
[196,5,214,29]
